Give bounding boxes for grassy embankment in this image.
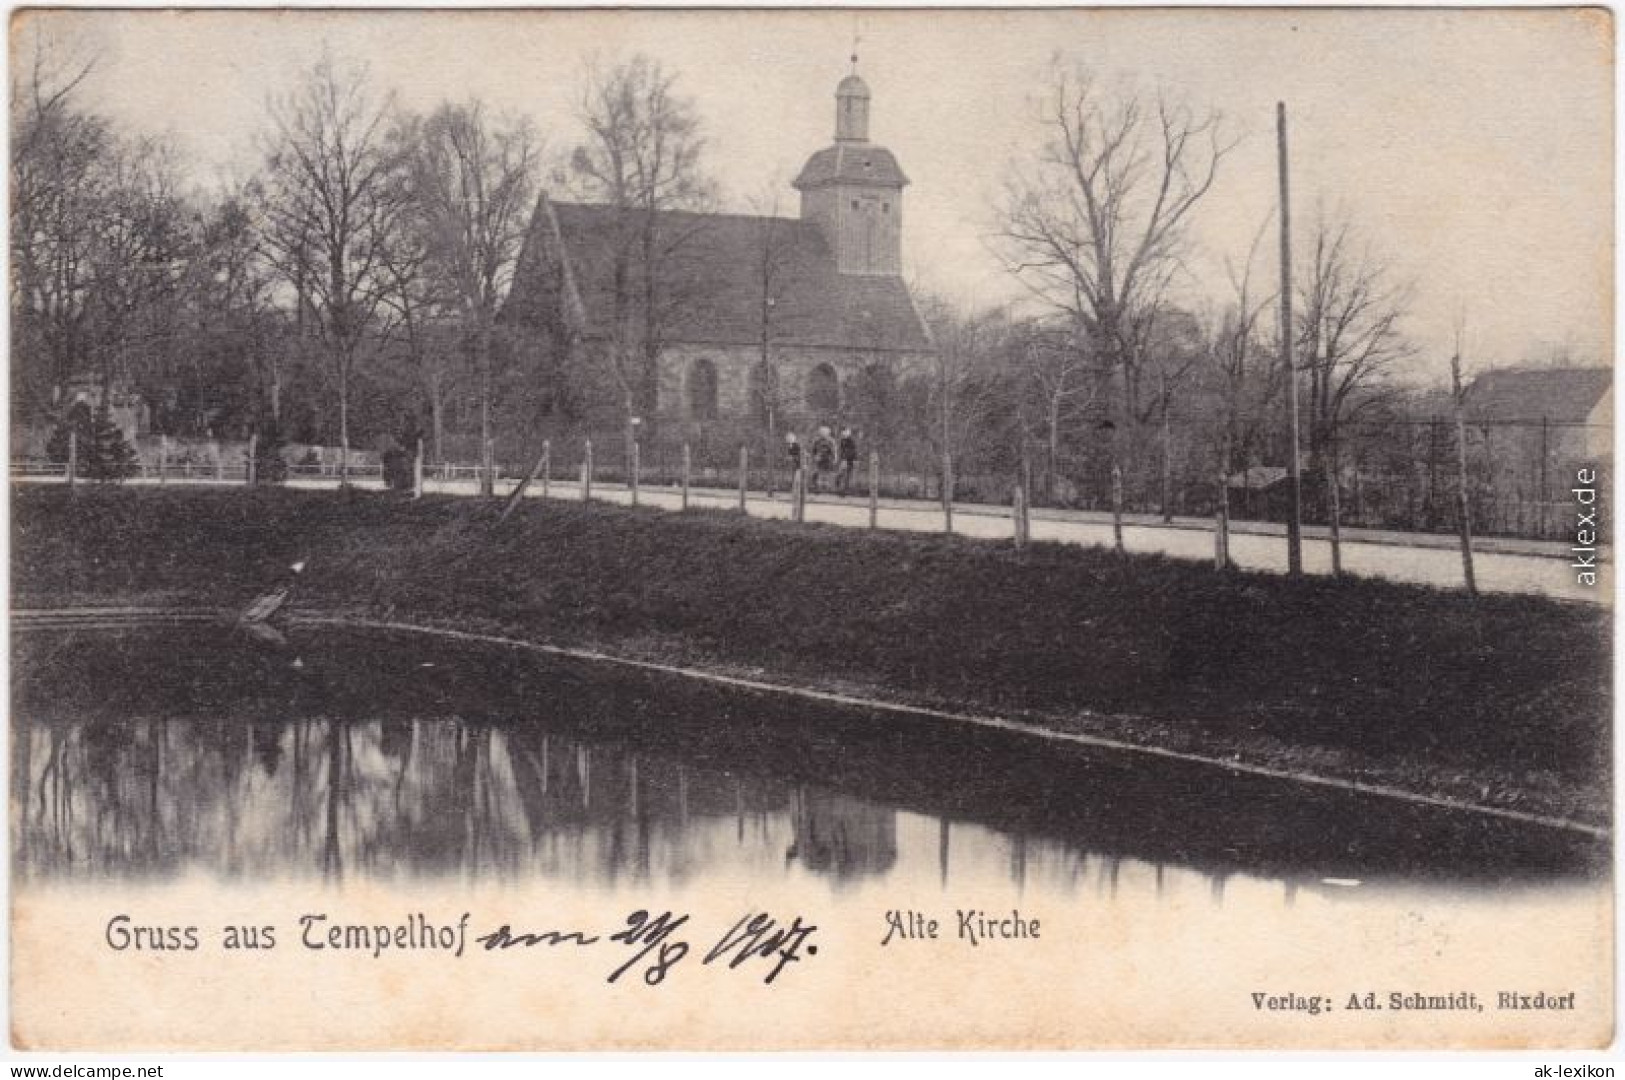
[12,484,1611,823]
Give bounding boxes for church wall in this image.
[653,340,932,427]
[655,342,759,420]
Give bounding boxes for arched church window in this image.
[806,363,840,419]
[687,358,719,421]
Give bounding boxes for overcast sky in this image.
[17,7,1614,378]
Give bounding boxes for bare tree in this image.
[373,183,457,467]
[916,296,1018,512]
[1012,321,1101,503]
[257,54,402,479]
[1296,212,1414,474]
[997,60,1236,431]
[1204,218,1282,478]
[11,32,198,434]
[405,100,540,492]
[10,33,110,415]
[569,55,715,461]
[82,135,191,408]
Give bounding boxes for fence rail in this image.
[13,425,1608,554]
[13,439,1608,603]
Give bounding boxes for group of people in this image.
[785,425,860,495]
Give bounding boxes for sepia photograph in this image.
[6,6,1613,1053]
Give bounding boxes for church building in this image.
[502,65,935,442]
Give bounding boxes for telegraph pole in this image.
[1278,101,1304,576]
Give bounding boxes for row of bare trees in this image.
[12,37,716,479]
[249,54,545,487]
[980,59,1414,513]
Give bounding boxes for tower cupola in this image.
[835,72,870,142]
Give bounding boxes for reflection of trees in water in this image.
[12,713,1262,902]
[10,633,1361,898]
[13,718,830,883]
[13,717,1262,900]
[785,787,897,878]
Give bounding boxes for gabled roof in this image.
[1464,367,1611,424]
[1227,465,1288,490]
[793,143,908,190]
[506,197,932,354]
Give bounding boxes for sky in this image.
[15,7,1614,379]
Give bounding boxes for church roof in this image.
[1464,366,1611,424]
[507,197,932,354]
[793,143,909,189]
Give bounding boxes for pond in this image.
[10,623,1605,891]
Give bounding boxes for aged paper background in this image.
[9,860,1616,1049]
[8,6,1614,1052]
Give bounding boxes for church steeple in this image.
[793,62,909,277]
[835,62,870,142]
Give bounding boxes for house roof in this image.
[793,143,909,190]
[1464,367,1611,424]
[507,197,932,354]
[1226,465,1289,490]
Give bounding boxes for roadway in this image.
[19,472,1607,603]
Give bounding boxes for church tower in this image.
[793,63,909,277]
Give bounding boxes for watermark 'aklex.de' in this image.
[1572,467,1602,586]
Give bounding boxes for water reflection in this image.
[11,627,1606,889]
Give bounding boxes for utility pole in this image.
[1451,327,1478,597]
[1278,101,1304,576]
[1539,415,1550,538]
[1323,317,1342,575]
[1160,371,1173,524]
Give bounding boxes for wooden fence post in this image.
[1013,481,1028,550]
[1111,462,1125,555]
[215,448,224,481]
[541,439,550,500]
[157,435,166,485]
[413,438,424,499]
[942,451,954,534]
[682,443,692,510]
[582,439,593,503]
[738,446,748,513]
[1215,463,1231,571]
[1020,454,1033,545]
[869,450,879,529]
[247,434,258,486]
[66,431,77,488]
[499,443,552,523]
[793,467,806,523]
[1539,415,1550,539]
[631,439,641,506]
[1162,381,1174,524]
[1451,362,1477,597]
[1327,440,1343,576]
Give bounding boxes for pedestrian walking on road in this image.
[836,427,858,495]
[810,426,836,494]
[785,432,803,485]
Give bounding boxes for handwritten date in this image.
[477,910,819,986]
